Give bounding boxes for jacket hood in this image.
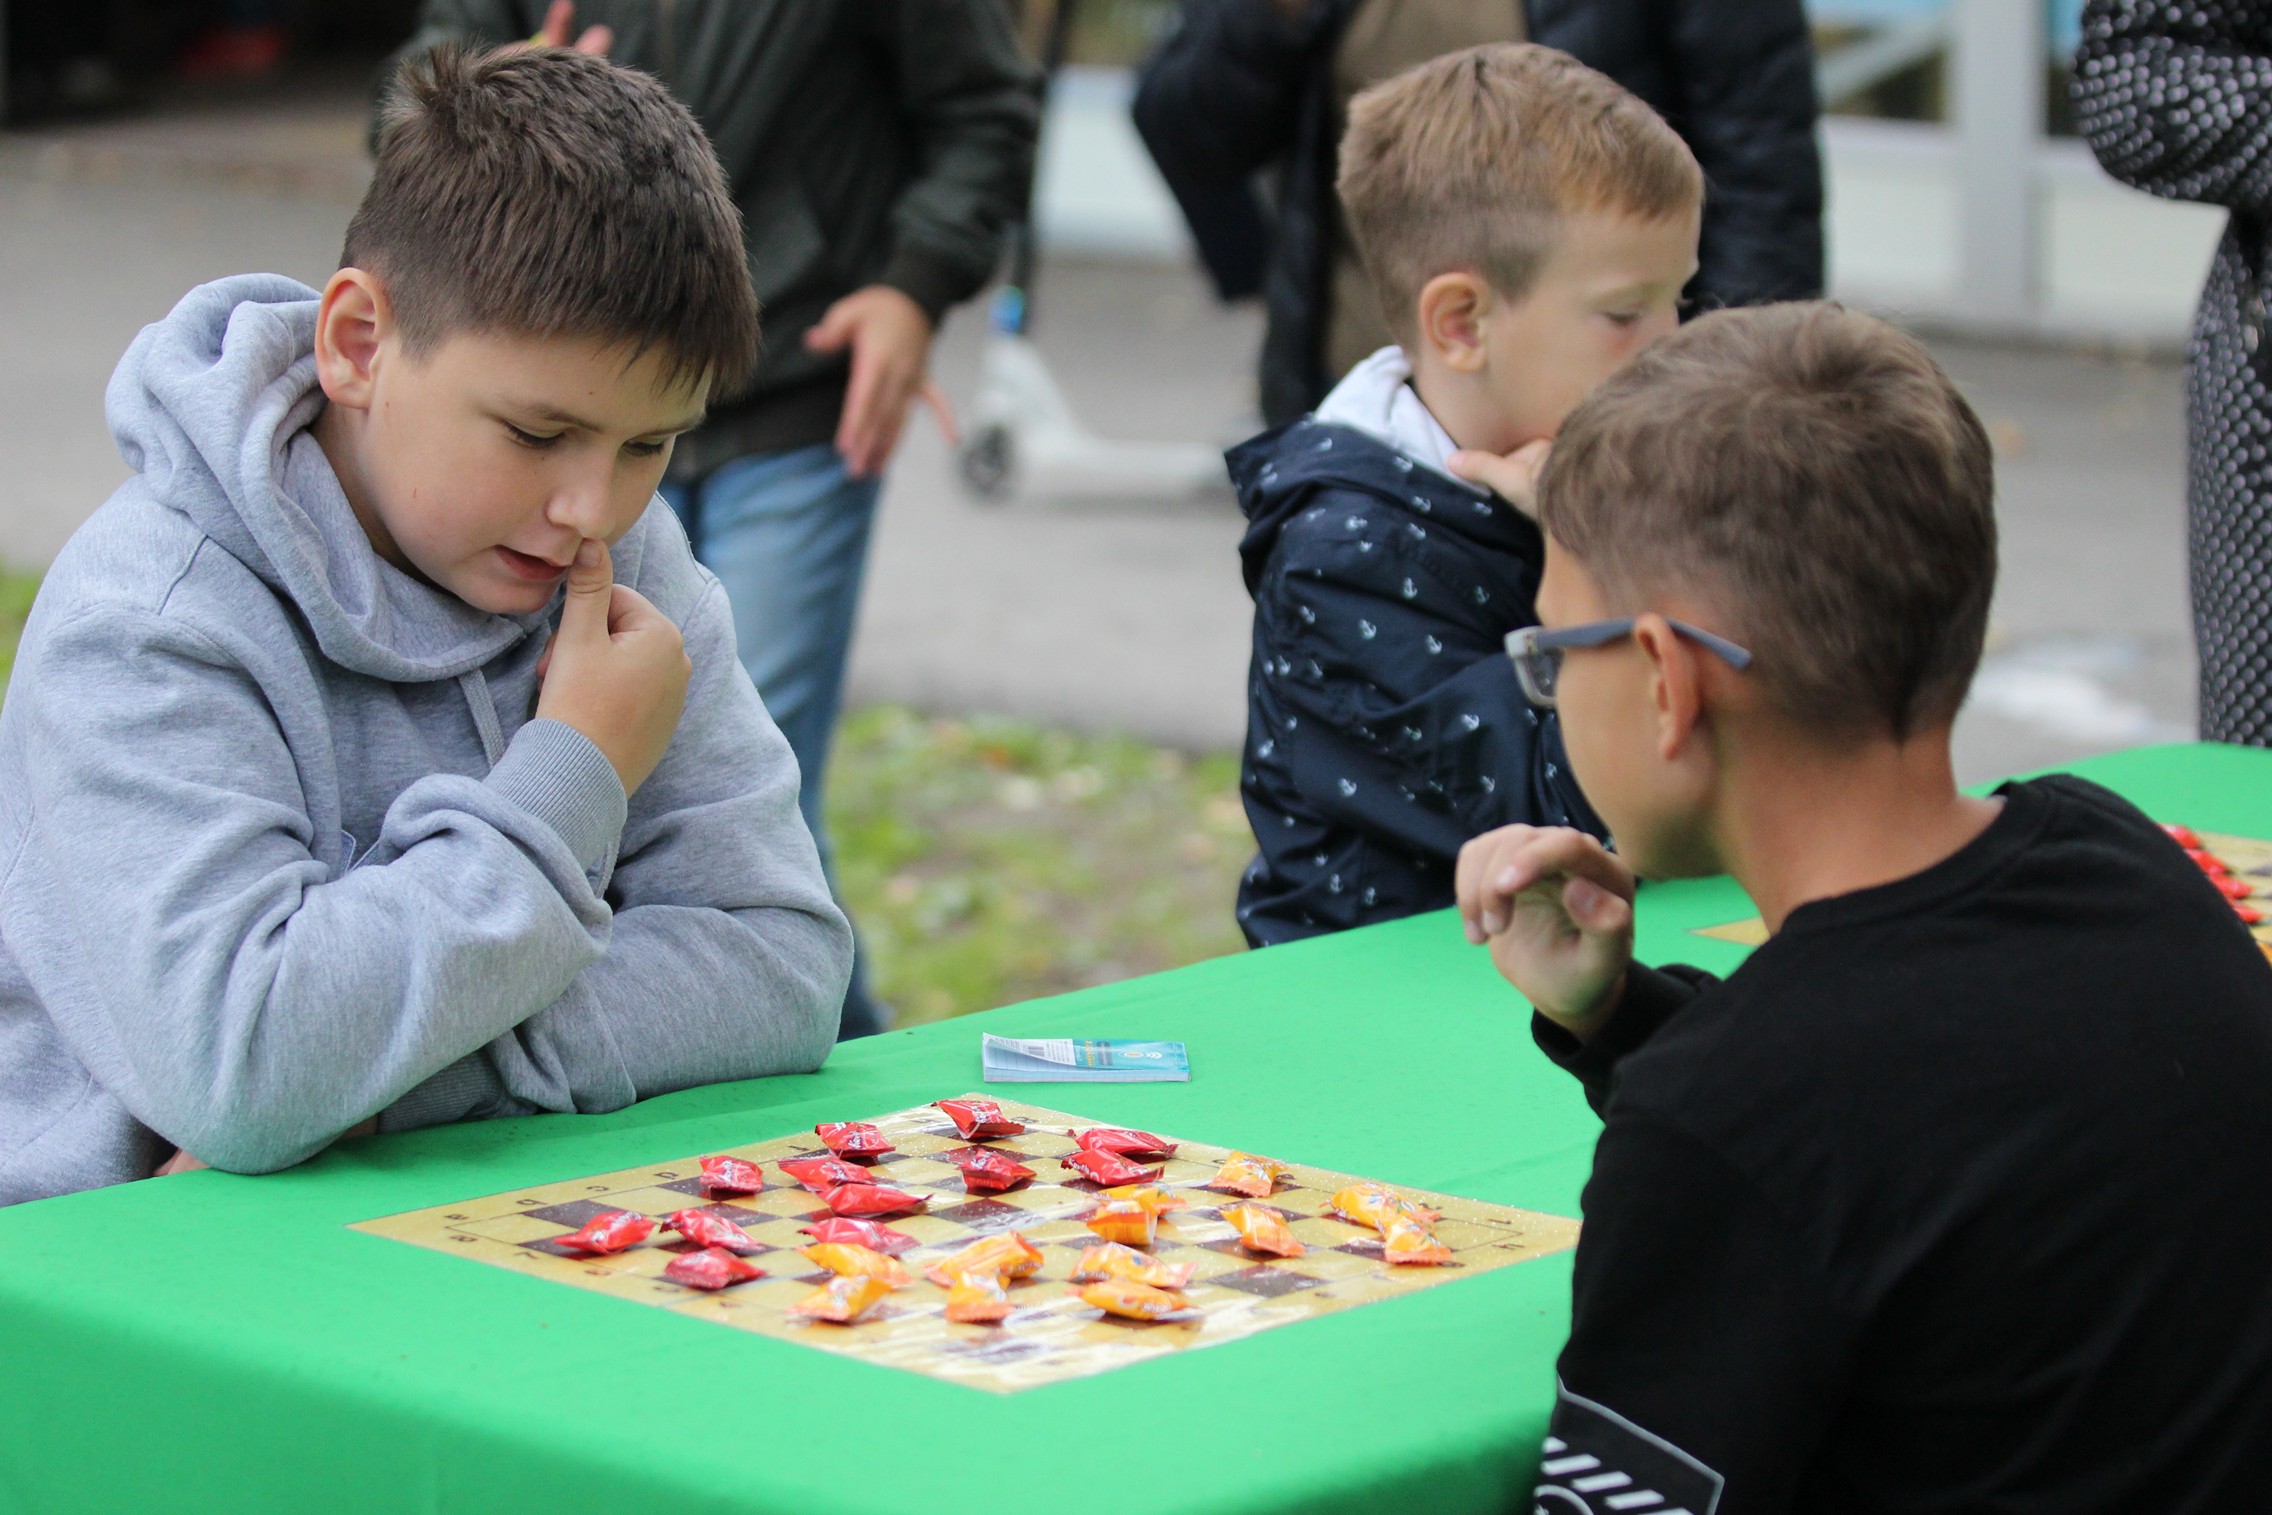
[105,274,548,683]
[1227,418,1539,596]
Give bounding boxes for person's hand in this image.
[512,0,613,55]
[155,1148,208,1176]
[535,539,690,796]
[1449,440,1553,519]
[804,285,956,479]
[1456,825,1636,1038]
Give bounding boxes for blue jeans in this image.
[661,444,888,1040]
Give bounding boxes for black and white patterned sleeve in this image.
[2074,1,2272,214]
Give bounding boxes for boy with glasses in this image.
[1462,303,2272,1510]
[1231,43,1700,945]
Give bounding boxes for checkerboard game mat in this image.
[350,1096,1582,1394]
[1695,826,2272,952]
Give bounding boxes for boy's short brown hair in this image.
[345,46,760,393]
[1336,42,1701,338]
[1538,302,1997,740]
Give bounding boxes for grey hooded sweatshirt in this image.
[0,275,853,1207]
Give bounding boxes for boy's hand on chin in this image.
[536,540,690,796]
[1456,825,1635,1039]
[1448,440,1552,519]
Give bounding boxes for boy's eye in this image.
[1603,310,1644,328]
[506,424,561,449]
[624,439,669,458]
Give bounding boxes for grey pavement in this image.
[0,92,2202,788]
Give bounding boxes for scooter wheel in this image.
[958,425,1014,501]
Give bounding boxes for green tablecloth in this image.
[3,742,2264,1515]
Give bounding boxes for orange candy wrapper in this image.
[791,1273,894,1324]
[1221,1203,1306,1258]
[1073,1242,1198,1291]
[1327,1182,1440,1233]
[936,1097,1025,1140]
[943,1270,1015,1324]
[922,1231,1045,1287]
[663,1246,766,1291]
[779,1155,870,1194]
[1380,1214,1455,1267]
[1083,1198,1160,1248]
[820,1182,927,1219]
[556,1209,654,1254]
[1061,1147,1155,1187]
[798,1242,915,1288]
[696,1154,764,1195]
[1209,1152,1291,1198]
[1073,1127,1178,1162]
[940,1146,1036,1194]
[665,1208,763,1254]
[800,1217,919,1256]
[1077,1279,1189,1321]
[1104,1183,1190,1217]
[814,1121,893,1158]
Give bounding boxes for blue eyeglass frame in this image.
[1503,618,1754,708]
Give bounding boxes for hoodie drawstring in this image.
[458,670,506,771]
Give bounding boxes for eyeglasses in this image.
[1504,618,1754,708]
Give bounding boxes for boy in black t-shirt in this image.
[1453,303,2272,1512]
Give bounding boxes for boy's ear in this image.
[1416,272,1489,374]
[314,268,393,411]
[1633,613,1705,763]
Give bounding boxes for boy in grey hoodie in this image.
[0,45,854,1206]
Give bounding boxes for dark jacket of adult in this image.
[1230,420,1602,945]
[2074,1,2272,744]
[1133,0,1825,425]
[385,1,1042,475]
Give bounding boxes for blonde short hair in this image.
[1336,43,1703,337]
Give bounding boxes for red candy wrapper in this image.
[780,1155,872,1194]
[665,1208,761,1254]
[556,1209,654,1255]
[936,1097,1025,1140]
[941,1146,1036,1194]
[697,1154,764,1196]
[1062,1147,1155,1187]
[2215,872,2256,900]
[1073,1127,1178,1162]
[821,1182,927,1218]
[663,1246,765,1291]
[801,1217,919,1256]
[2237,903,2265,926]
[814,1121,893,1159]
[2164,823,2204,848]
[2187,847,2231,876]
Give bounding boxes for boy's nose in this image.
[548,478,617,538]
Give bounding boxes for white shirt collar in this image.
[1311,345,1489,494]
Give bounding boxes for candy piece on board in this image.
[2187,847,2232,876]
[936,1097,1026,1140]
[663,1246,766,1291]
[555,1209,654,1254]
[814,1121,894,1158]
[1381,1214,1455,1267]
[2216,872,2257,900]
[1073,1127,1178,1162]
[1104,1183,1190,1217]
[798,1242,914,1288]
[2238,902,2266,926]
[780,1155,871,1194]
[821,1182,928,1218]
[1077,1279,1189,1321]
[940,1146,1037,1194]
[1062,1147,1155,1187]
[2164,823,2204,848]
[1221,1203,1305,1258]
[944,1270,1015,1324]
[923,1231,1045,1287]
[665,1208,762,1254]
[1084,1198,1159,1248]
[1209,1152,1291,1198]
[697,1154,764,1195]
[800,1217,920,1256]
[1074,1242,1198,1291]
[791,1273,893,1324]
[1328,1182,1441,1233]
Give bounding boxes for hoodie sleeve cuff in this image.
[1532,963,1707,1114]
[483,718,628,872]
[879,246,976,325]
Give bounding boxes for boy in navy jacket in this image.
[1234,43,1701,944]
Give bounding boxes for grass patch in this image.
[0,568,37,696]
[825,706,1251,1026]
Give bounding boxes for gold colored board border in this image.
[351,1097,1581,1394]
[1692,827,2272,956]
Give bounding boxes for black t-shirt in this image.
[1531,776,2272,1514]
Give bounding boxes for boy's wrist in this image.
[1542,967,1628,1044]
